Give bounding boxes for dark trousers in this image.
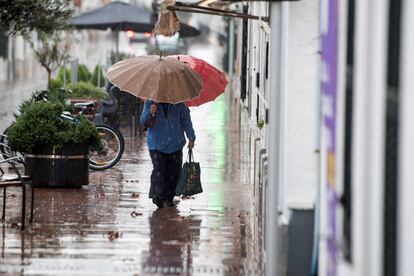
[149,149,183,202]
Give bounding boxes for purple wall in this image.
[321,0,338,275]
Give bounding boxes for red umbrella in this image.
[170,55,228,106]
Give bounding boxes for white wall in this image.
[398,0,414,275]
[284,0,319,210]
[234,1,320,273]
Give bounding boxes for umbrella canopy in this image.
[170,55,228,106]
[107,55,202,104]
[68,1,200,37]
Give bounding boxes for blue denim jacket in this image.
[140,101,196,153]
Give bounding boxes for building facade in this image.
[0,33,45,82]
[319,0,414,276]
[227,1,320,275]
[228,0,414,275]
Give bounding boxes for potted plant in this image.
[257,117,265,130]
[7,101,101,188]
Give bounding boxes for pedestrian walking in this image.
[107,55,202,207]
[140,100,195,208]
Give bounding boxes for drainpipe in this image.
[265,2,283,276]
[279,2,290,220]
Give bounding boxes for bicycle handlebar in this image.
[73,102,95,109]
[34,90,49,101]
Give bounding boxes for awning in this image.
[167,1,271,21]
[68,1,200,37]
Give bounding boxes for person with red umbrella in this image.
[107,55,202,208]
[107,54,227,208]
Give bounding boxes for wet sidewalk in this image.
[0,95,264,275]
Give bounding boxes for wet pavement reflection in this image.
[0,95,264,275]
[0,80,46,133]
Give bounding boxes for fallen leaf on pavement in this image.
[131,211,143,218]
[107,231,122,241]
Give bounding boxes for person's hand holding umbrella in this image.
[150,103,157,116]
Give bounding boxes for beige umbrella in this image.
[106,55,202,103]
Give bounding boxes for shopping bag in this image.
[175,149,202,196]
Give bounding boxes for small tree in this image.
[30,31,72,88]
[0,0,73,39]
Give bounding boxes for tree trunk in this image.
[47,68,51,89]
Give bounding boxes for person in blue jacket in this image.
[140,100,195,208]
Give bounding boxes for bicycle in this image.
[0,90,125,171]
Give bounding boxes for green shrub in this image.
[110,50,133,64]
[55,64,90,84]
[91,64,105,87]
[257,117,264,130]
[67,81,108,100]
[49,78,63,92]
[17,92,43,116]
[56,66,71,84]
[78,64,91,82]
[55,116,100,149]
[7,101,101,153]
[48,88,73,108]
[17,89,72,117]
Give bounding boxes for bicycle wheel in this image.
[89,124,124,170]
[0,126,10,160]
[0,126,23,162]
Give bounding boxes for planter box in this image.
[25,144,89,188]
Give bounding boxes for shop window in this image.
[240,4,249,101]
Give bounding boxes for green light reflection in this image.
[205,94,227,212]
